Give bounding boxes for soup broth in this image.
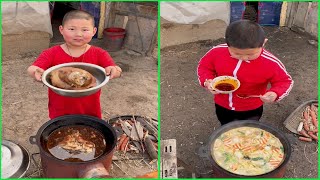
[46,125,106,162]
[215,83,235,91]
[212,127,284,176]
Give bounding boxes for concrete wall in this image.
[304,3,318,38]
[286,2,318,38]
[2,31,50,57]
[107,2,157,56]
[160,18,227,49]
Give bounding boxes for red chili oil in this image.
[215,83,235,91]
[46,125,107,162]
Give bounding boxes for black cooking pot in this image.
[29,115,117,178]
[199,120,291,178]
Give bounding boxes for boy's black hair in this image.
[225,20,265,49]
[62,10,95,26]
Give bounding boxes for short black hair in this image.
[62,10,95,26]
[225,20,265,49]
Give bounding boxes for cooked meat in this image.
[58,130,95,154]
[50,67,96,90]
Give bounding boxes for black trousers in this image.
[215,104,263,125]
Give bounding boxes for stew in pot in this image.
[212,127,284,176]
[46,125,107,162]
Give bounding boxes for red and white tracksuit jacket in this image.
[197,44,294,111]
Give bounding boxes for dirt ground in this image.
[160,26,318,178]
[2,39,158,178]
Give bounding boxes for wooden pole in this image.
[98,1,106,39]
[279,1,288,27]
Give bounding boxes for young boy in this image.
[27,10,122,119]
[197,20,293,125]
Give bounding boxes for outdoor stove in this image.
[29,115,117,178]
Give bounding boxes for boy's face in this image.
[59,19,97,47]
[228,47,262,61]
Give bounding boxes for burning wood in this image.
[112,117,158,160]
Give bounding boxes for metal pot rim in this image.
[2,140,30,178]
[206,120,292,177]
[30,114,117,164]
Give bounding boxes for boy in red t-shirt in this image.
[197,20,293,125]
[27,10,122,119]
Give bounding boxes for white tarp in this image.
[2,2,53,36]
[160,2,230,25]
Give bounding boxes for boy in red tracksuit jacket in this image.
[197,20,293,125]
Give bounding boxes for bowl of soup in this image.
[211,76,240,94]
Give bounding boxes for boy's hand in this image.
[27,65,44,82]
[105,66,122,80]
[260,91,277,103]
[34,68,44,81]
[204,79,219,95]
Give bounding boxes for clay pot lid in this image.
[2,140,30,178]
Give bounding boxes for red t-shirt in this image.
[33,45,116,119]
